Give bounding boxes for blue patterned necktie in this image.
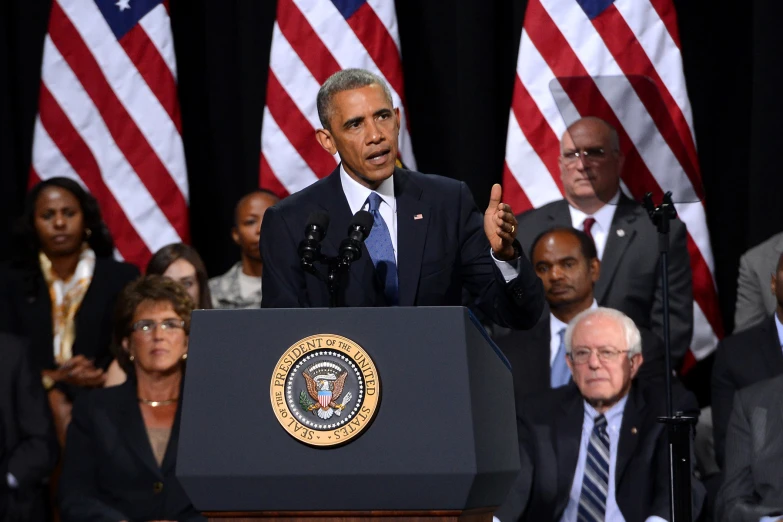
[578,414,610,522]
[550,327,570,388]
[365,192,398,305]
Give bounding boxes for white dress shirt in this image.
[341,165,398,262]
[569,191,620,260]
[339,165,517,280]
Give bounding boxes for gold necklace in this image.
[138,397,178,407]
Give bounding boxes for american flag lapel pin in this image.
[414,213,423,220]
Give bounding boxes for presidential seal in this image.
[270,334,380,447]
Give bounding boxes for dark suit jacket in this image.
[716,374,783,521]
[711,314,783,469]
[0,259,138,396]
[515,194,693,367]
[0,334,58,522]
[260,167,544,329]
[495,382,700,522]
[59,380,204,522]
[494,314,552,401]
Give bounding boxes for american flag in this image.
[31,0,189,268]
[259,0,415,197]
[503,0,724,365]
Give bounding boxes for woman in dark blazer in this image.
[59,275,204,522]
[0,177,139,444]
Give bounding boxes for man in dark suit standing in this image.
[514,117,692,367]
[716,374,783,521]
[0,333,59,521]
[711,251,783,469]
[261,69,544,329]
[495,307,700,522]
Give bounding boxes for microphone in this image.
[339,210,374,263]
[298,211,330,266]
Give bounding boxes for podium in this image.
[177,307,520,521]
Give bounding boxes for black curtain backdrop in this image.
[1,0,780,338]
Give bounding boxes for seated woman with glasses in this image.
[104,243,212,387]
[59,275,205,522]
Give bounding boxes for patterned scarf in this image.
[39,245,96,365]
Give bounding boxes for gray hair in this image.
[316,68,394,130]
[564,307,642,358]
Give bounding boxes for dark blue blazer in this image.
[260,167,544,329]
[59,380,204,522]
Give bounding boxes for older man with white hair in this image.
[495,307,701,522]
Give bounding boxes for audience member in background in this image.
[734,231,783,332]
[0,177,139,445]
[59,275,204,522]
[0,333,59,522]
[514,117,693,369]
[147,243,212,310]
[494,227,600,400]
[105,242,211,387]
[716,374,783,521]
[209,189,279,309]
[495,307,702,522]
[712,251,783,469]
[494,227,668,404]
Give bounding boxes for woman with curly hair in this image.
[0,177,139,444]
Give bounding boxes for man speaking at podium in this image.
[260,69,544,329]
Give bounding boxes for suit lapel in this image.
[115,381,164,477]
[760,315,783,374]
[548,200,572,228]
[595,195,638,303]
[318,169,378,304]
[554,387,584,513]
[394,170,430,306]
[616,386,643,486]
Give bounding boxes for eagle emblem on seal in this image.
[301,362,354,420]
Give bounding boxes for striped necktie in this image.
[577,414,610,522]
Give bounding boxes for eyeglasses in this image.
[569,347,630,365]
[561,147,608,165]
[131,319,185,335]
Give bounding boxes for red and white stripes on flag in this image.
[260,0,415,197]
[31,0,189,268]
[503,0,724,364]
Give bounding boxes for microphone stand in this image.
[300,250,360,308]
[642,191,697,522]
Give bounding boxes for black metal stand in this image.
[300,240,365,308]
[643,192,697,522]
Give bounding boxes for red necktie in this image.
[583,217,596,239]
